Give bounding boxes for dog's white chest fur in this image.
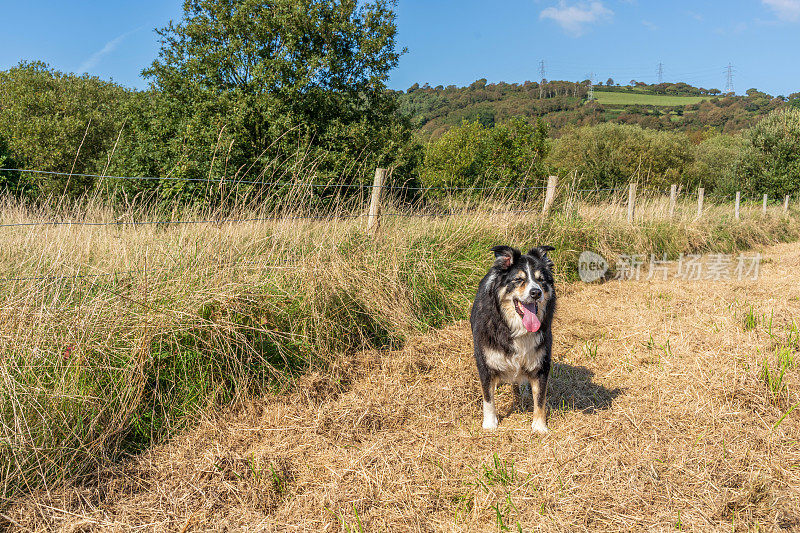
[484,331,545,384]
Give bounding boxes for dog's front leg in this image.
[481,376,499,430]
[529,370,549,434]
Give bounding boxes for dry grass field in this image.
[4,235,799,531]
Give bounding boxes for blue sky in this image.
[1,1,799,96]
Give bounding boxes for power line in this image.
[540,60,729,88]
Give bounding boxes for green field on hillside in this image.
[593,91,712,106]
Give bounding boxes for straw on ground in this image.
[5,240,800,531]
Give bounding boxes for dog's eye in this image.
[514,277,524,283]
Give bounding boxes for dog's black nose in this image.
[530,287,542,300]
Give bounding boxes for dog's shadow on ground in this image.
[547,362,622,414]
[510,362,622,415]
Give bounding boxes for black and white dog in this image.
[470,245,556,433]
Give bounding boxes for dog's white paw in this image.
[482,400,498,430]
[531,419,549,434]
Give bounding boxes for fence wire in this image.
[0,207,544,230]
[0,207,544,283]
[0,166,794,284]
[0,168,549,192]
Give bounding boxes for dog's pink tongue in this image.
[521,302,541,332]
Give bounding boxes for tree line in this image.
[1,0,799,206]
[398,79,798,139]
[421,108,800,199]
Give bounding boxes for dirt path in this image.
[7,243,800,532]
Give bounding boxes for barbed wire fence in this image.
[0,167,795,285]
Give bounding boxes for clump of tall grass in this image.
[0,185,797,504]
[760,345,797,407]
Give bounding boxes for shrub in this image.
[689,133,751,196]
[548,123,694,191]
[740,108,800,197]
[420,117,549,194]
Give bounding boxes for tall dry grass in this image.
[0,186,797,505]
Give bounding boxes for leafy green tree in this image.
[421,117,549,194]
[740,108,800,197]
[0,136,23,193]
[112,0,416,204]
[0,61,131,197]
[421,121,485,191]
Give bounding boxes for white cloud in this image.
[686,11,704,22]
[762,0,800,21]
[77,28,140,74]
[714,21,748,35]
[642,20,658,31]
[540,1,613,36]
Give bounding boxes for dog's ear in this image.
[490,246,520,270]
[528,245,555,258]
[528,246,555,270]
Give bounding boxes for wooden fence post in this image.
[697,187,705,218]
[542,175,558,216]
[366,167,387,235]
[627,182,637,223]
[784,195,790,214]
[735,191,741,221]
[763,194,768,215]
[669,184,677,219]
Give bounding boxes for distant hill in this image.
[396,79,799,139]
